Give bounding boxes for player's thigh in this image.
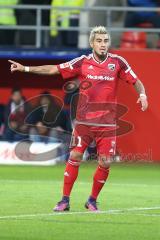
[70,124,93,158]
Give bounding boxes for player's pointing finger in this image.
[8,60,17,64]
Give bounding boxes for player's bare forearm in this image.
[134,79,148,111]
[8,60,59,75]
[28,65,59,75]
[133,79,146,95]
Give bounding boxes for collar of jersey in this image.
[92,53,108,64]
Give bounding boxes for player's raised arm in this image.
[8,60,60,75]
[134,79,148,111]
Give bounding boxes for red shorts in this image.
[70,124,116,157]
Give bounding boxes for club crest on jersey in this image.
[108,64,115,71]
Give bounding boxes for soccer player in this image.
[8,26,148,212]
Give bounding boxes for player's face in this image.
[90,33,110,60]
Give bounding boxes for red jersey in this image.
[57,53,137,126]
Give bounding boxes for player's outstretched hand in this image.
[137,95,148,111]
[8,60,25,73]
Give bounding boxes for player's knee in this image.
[98,155,111,168]
[70,150,83,162]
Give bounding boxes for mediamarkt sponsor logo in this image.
[87,74,115,81]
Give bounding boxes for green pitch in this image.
[0,162,160,240]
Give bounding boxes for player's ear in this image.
[90,41,93,48]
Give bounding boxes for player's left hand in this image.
[137,95,148,111]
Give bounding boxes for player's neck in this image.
[93,52,108,63]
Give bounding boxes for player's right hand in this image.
[8,60,25,73]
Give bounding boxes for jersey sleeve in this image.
[118,56,138,84]
[57,56,84,79]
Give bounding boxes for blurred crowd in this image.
[0,0,160,49]
[0,87,97,160]
[0,87,78,144]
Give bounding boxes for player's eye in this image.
[96,39,102,42]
